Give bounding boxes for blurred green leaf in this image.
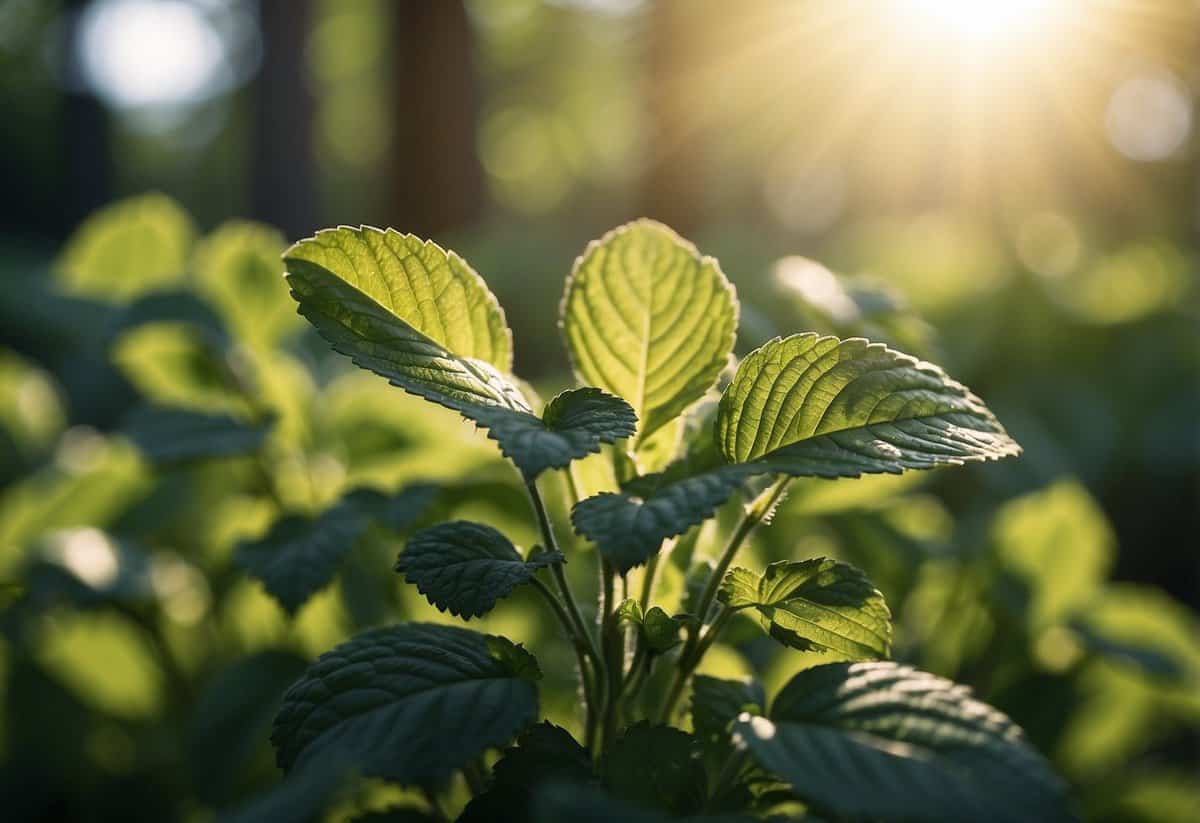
[121,405,272,465]
[236,485,435,615]
[272,623,539,785]
[561,220,737,446]
[396,521,561,619]
[735,661,1072,822]
[56,194,194,302]
[718,558,891,660]
[193,221,300,346]
[111,323,244,413]
[189,650,309,803]
[991,479,1113,629]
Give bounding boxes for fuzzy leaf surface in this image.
[718,558,892,660]
[272,623,539,786]
[733,661,1072,823]
[561,220,737,444]
[396,521,562,619]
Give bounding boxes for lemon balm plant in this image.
[262,220,1072,821]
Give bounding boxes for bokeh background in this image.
[0,1,1197,821]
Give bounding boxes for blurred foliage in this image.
[0,0,1197,819]
[0,193,1195,821]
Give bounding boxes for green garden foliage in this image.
[0,197,1196,822]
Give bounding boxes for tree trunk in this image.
[388,0,483,237]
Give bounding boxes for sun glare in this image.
[898,0,1059,44]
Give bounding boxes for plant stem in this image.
[598,559,624,751]
[656,478,791,723]
[531,576,598,720]
[526,481,602,667]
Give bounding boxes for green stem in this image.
[599,560,624,751]
[526,482,603,667]
[657,478,791,723]
[531,576,598,718]
[421,787,449,822]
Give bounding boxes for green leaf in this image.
[601,722,707,815]
[717,558,892,660]
[396,521,562,619]
[690,675,766,751]
[643,606,684,653]
[733,661,1071,823]
[122,405,272,465]
[459,722,594,823]
[718,334,1020,477]
[473,387,637,480]
[272,623,540,786]
[236,486,435,614]
[194,220,300,346]
[189,651,309,803]
[107,290,230,347]
[991,479,1113,628]
[561,220,737,445]
[284,226,524,414]
[56,193,194,302]
[571,463,757,572]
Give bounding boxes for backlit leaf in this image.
[719,334,1020,477]
[718,558,892,660]
[561,220,737,445]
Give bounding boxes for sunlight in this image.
[898,0,1059,43]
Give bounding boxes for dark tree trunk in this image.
[388,0,483,237]
[251,0,318,239]
[641,0,705,233]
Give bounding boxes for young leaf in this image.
[459,722,594,823]
[284,226,527,417]
[601,722,707,816]
[733,661,1072,823]
[236,485,435,614]
[272,623,540,786]
[473,387,637,480]
[718,334,1020,476]
[643,606,684,653]
[122,405,272,465]
[571,463,757,572]
[561,220,737,445]
[717,558,892,660]
[396,521,563,619]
